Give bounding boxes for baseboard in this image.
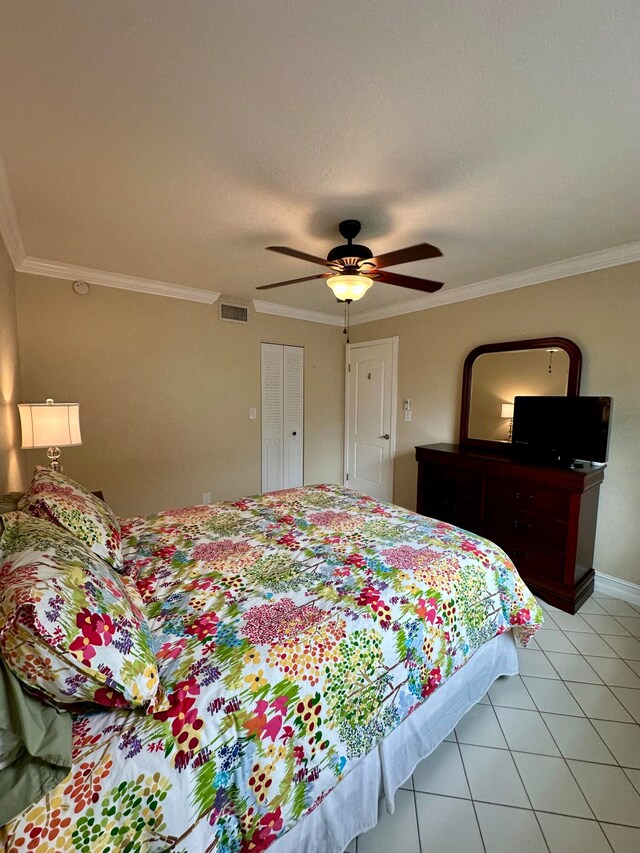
[594,571,640,606]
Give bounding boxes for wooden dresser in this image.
[415,443,605,613]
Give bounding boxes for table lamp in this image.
[501,402,514,442]
[18,398,82,471]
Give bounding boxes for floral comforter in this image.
[2,485,542,852]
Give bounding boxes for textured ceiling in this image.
[1,0,639,316]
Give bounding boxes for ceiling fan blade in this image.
[266,246,330,266]
[372,243,443,268]
[376,269,444,293]
[256,273,326,290]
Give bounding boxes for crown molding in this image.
[350,240,640,326]
[2,143,639,316]
[0,155,26,267]
[253,299,344,326]
[16,256,221,304]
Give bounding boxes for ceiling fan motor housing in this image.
[326,243,373,263]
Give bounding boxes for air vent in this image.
[219,302,249,324]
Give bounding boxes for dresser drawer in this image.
[420,487,481,531]
[488,533,567,583]
[422,459,483,499]
[484,506,568,552]
[485,477,571,521]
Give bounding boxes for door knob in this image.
[381,434,390,440]
[292,431,297,436]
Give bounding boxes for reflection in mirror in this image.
[468,347,570,443]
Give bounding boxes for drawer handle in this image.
[512,520,532,531]
[514,491,535,501]
[443,499,459,509]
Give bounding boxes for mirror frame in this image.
[459,336,582,451]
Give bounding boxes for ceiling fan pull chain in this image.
[342,299,352,343]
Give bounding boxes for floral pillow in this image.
[0,512,163,711]
[18,466,123,571]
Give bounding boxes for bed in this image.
[1,482,541,852]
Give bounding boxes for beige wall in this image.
[0,238,27,493]
[351,262,640,586]
[15,275,345,517]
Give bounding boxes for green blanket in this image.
[0,657,72,826]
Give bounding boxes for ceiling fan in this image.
[256,219,444,302]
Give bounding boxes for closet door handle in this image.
[381,434,390,440]
[292,431,297,436]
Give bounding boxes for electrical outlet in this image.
[249,408,257,420]
[404,410,412,422]
[202,492,212,505]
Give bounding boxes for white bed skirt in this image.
[271,630,518,853]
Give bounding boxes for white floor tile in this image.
[415,793,483,851]
[460,744,529,808]
[585,656,640,688]
[597,598,640,618]
[478,692,491,704]
[475,803,547,853]
[537,812,611,853]
[627,658,640,676]
[565,681,634,722]
[357,789,420,853]
[412,740,470,798]
[610,686,640,723]
[591,719,640,769]
[494,706,560,756]
[578,598,608,615]
[488,674,536,710]
[517,648,560,679]
[603,634,640,660]
[539,609,561,629]
[541,713,616,764]
[543,651,602,683]
[567,760,640,826]
[602,823,640,853]
[455,703,507,749]
[546,611,593,633]
[343,840,356,853]
[611,616,640,637]
[563,631,617,658]
[534,628,578,654]
[625,767,640,794]
[522,676,585,716]
[582,613,631,636]
[512,752,592,817]
[443,729,457,742]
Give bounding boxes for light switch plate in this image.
[249,408,257,420]
[404,410,412,421]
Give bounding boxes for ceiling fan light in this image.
[326,274,373,302]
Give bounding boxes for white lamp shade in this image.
[326,274,373,302]
[19,400,82,449]
[501,403,515,419]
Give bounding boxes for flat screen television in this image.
[511,396,612,467]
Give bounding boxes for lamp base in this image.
[46,446,62,472]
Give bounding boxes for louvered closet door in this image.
[261,344,303,492]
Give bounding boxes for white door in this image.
[261,343,304,492]
[345,338,398,501]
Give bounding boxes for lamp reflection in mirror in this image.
[18,398,82,472]
[326,274,373,302]
[501,402,514,443]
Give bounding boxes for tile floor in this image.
[344,593,640,853]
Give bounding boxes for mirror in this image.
[459,337,582,451]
